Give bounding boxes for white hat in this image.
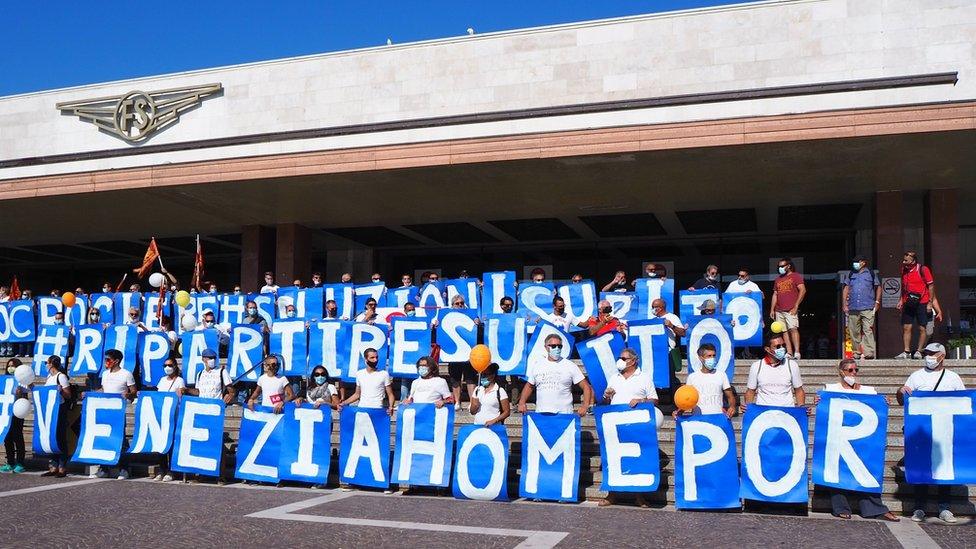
[923,342,946,354]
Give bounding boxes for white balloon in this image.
[12,398,31,419]
[180,313,198,331]
[13,364,34,386]
[149,272,165,288]
[654,406,664,429]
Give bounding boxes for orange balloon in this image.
[674,385,700,412]
[61,292,76,308]
[469,344,492,373]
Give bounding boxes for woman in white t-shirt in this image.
[43,356,72,477]
[295,365,339,410]
[470,363,510,426]
[152,358,185,482]
[247,355,294,413]
[405,356,454,408]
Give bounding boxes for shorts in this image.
[774,311,799,330]
[448,361,476,385]
[901,301,928,326]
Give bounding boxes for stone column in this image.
[873,191,904,357]
[924,188,960,344]
[241,225,275,292]
[276,223,311,286]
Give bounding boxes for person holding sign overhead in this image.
[742,333,807,413]
[518,334,593,416]
[813,359,899,522]
[897,342,965,523]
[339,348,395,416]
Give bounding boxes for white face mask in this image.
[924,356,940,370]
[842,375,857,386]
[615,359,628,372]
[163,366,175,376]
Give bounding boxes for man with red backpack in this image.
[896,251,943,359]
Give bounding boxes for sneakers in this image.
[12,464,25,474]
[153,474,164,481]
[939,510,957,523]
[0,464,13,473]
[895,351,911,359]
[117,469,130,480]
[853,353,862,360]
[794,352,801,360]
[162,474,173,482]
[911,510,926,522]
[91,468,107,479]
[912,351,922,360]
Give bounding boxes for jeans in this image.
[4,416,25,466]
[914,484,952,513]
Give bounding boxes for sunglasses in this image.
[128,314,138,318]
[843,368,859,373]
[546,344,563,349]
[616,356,632,361]
[453,302,465,306]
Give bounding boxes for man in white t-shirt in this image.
[259,271,279,295]
[179,348,236,405]
[743,333,806,411]
[542,296,587,333]
[603,347,658,407]
[339,348,395,415]
[677,343,735,418]
[90,348,136,480]
[897,342,965,524]
[518,334,593,416]
[725,267,762,295]
[247,354,294,413]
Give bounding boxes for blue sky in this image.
[0,0,756,97]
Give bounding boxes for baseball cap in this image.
[853,254,868,262]
[201,349,217,359]
[698,299,717,311]
[922,342,945,355]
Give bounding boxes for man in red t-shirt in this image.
[587,299,627,337]
[896,251,943,359]
[769,257,806,359]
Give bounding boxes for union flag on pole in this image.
[133,237,160,278]
[191,235,205,291]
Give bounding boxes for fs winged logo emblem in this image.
[56,83,222,143]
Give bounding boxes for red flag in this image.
[9,275,21,300]
[191,235,205,291]
[133,238,160,279]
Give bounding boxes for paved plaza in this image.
[0,472,971,548]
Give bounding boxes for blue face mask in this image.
[287,310,296,319]
[418,366,430,377]
[778,266,787,275]
[852,262,861,270]
[773,347,787,361]
[479,377,491,388]
[406,310,416,317]
[702,357,717,370]
[247,308,258,316]
[548,346,562,360]
[313,375,327,385]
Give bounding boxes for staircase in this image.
[13,357,976,514]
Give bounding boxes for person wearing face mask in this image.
[633,263,668,288]
[518,334,593,416]
[248,355,294,414]
[586,299,627,337]
[689,264,721,292]
[38,357,72,477]
[770,257,805,360]
[599,347,655,508]
[311,272,324,288]
[842,255,881,360]
[725,268,761,295]
[1,359,29,474]
[675,344,735,419]
[294,365,339,410]
[180,349,237,405]
[232,285,243,295]
[260,272,279,295]
[284,303,298,320]
[811,359,899,522]
[52,311,66,326]
[152,359,184,482]
[241,300,269,333]
[404,356,454,408]
[650,298,686,381]
[339,348,395,415]
[896,251,942,359]
[601,270,628,293]
[896,342,964,523]
[499,296,515,314]
[470,363,510,427]
[126,307,149,332]
[742,333,807,413]
[196,311,230,349]
[100,282,113,294]
[542,296,588,333]
[340,272,353,284]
